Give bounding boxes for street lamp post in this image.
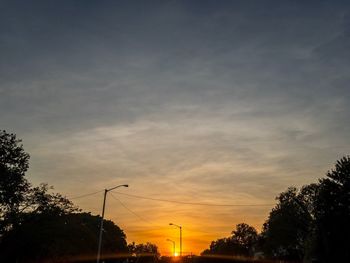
[97,184,128,263]
[166,239,176,257]
[169,223,182,257]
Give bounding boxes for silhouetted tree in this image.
[261,184,318,261]
[0,130,30,233]
[231,223,258,257]
[313,156,350,262]
[128,242,160,263]
[25,183,78,215]
[0,130,77,236]
[202,237,235,256]
[129,242,160,257]
[0,212,128,263]
[0,131,132,262]
[202,223,258,258]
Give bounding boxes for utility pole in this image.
[96,184,128,263]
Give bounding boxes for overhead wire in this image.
[112,191,274,207]
[68,190,104,200]
[66,189,274,207]
[109,192,157,226]
[109,194,227,235]
[66,189,273,238]
[108,193,171,242]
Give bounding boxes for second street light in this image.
[97,184,129,263]
[166,239,176,257]
[169,223,182,257]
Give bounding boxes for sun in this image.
[174,252,179,257]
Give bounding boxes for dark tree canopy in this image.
[0,130,78,235]
[202,223,258,258]
[0,130,29,175]
[0,131,129,263]
[0,130,30,232]
[26,183,78,215]
[261,157,350,262]
[127,242,160,263]
[231,223,258,256]
[202,237,234,256]
[313,156,350,262]
[0,212,128,263]
[261,185,317,261]
[128,242,160,257]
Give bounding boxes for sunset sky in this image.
[1,0,350,256]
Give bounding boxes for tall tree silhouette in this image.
[0,130,30,233]
[261,184,318,261]
[0,130,77,235]
[231,223,258,257]
[0,131,128,262]
[314,156,350,262]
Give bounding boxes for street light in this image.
[169,223,182,257]
[97,184,128,263]
[166,239,176,257]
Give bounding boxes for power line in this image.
[108,195,237,235]
[68,190,104,200]
[109,193,156,226]
[67,189,274,207]
[112,191,274,207]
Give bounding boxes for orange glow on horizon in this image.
[114,214,268,256]
[74,181,272,256]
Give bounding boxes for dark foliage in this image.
[128,241,160,257]
[201,223,258,258]
[0,130,127,263]
[261,156,350,262]
[261,185,317,261]
[201,156,350,262]
[0,212,127,263]
[0,130,30,233]
[313,156,350,262]
[0,130,78,235]
[127,242,160,263]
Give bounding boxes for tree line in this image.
[200,158,350,262]
[1,130,349,262]
[0,130,159,262]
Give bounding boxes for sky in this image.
[1,0,350,256]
